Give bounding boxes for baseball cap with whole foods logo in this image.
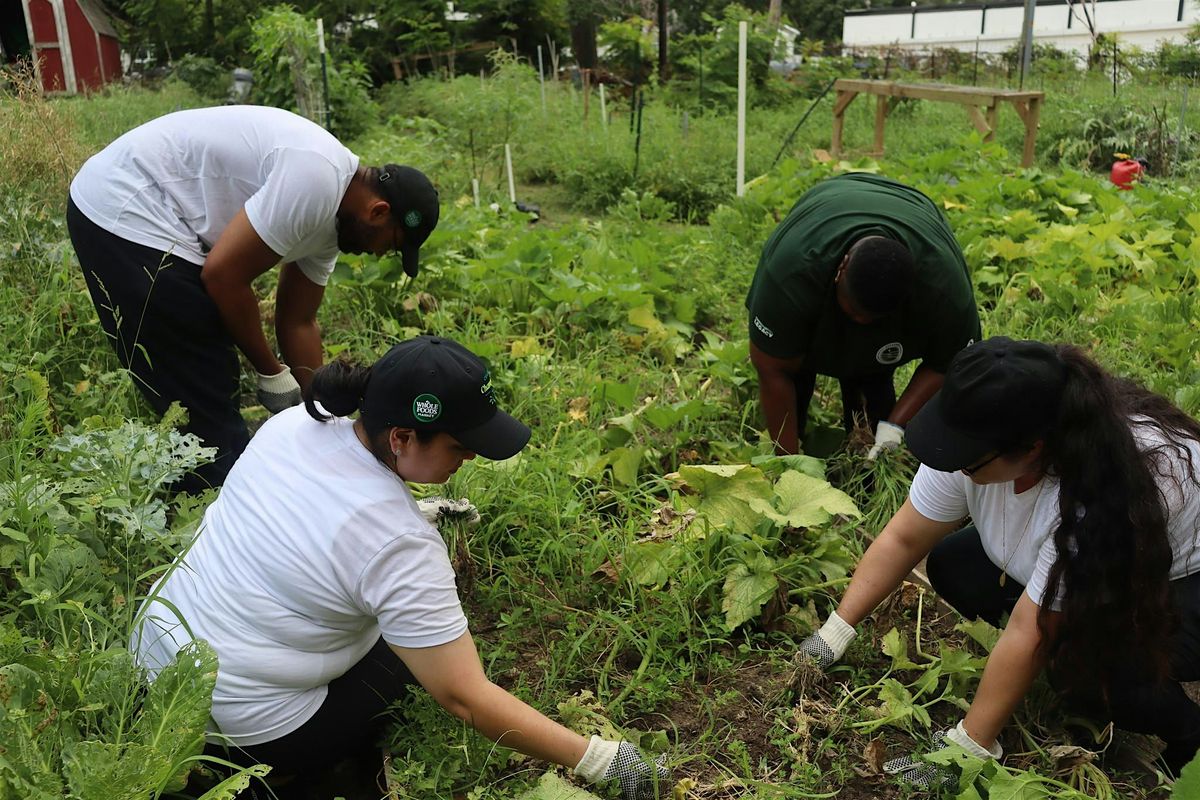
[360,336,530,460]
[376,164,440,278]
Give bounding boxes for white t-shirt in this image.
[909,421,1200,610]
[132,407,468,746]
[69,105,359,286]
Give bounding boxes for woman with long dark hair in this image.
[133,336,668,799]
[799,336,1200,784]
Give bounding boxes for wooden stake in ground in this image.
[316,19,331,131]
[504,144,516,204]
[582,68,591,122]
[736,20,747,196]
[537,45,546,114]
[599,83,608,130]
[471,178,480,209]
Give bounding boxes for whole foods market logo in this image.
[876,342,904,365]
[412,393,441,422]
[404,210,422,228]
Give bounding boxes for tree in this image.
[781,0,851,46]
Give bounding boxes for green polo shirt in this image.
[746,173,980,378]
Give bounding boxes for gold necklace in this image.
[999,479,1046,588]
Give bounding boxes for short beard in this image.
[335,211,373,254]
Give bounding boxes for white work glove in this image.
[797,611,856,670]
[866,420,905,461]
[256,366,302,414]
[415,496,481,527]
[574,736,670,800]
[883,721,1002,790]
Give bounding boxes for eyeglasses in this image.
[962,451,1002,476]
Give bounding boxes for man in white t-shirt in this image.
[66,105,440,492]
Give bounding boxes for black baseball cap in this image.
[377,165,440,278]
[360,336,530,460]
[907,337,1067,472]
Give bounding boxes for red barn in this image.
[2,0,122,93]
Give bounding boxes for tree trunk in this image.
[657,0,668,81]
[767,0,782,27]
[204,0,215,43]
[570,17,598,70]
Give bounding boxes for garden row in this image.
[1,74,1199,798]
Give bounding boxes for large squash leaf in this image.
[721,554,779,631]
[672,465,773,533]
[748,470,860,530]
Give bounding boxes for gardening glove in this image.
[866,421,905,461]
[574,737,671,800]
[883,721,1002,791]
[797,611,856,670]
[416,496,481,527]
[256,366,302,414]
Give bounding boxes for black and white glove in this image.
[866,421,905,461]
[256,366,302,414]
[797,611,856,670]
[415,496,481,526]
[574,737,670,800]
[883,721,1002,790]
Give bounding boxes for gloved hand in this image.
[256,366,302,414]
[866,421,905,461]
[797,611,856,670]
[574,737,671,800]
[416,496,481,527]
[883,721,1002,790]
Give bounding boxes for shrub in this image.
[248,5,377,140]
[169,54,227,101]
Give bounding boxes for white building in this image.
[842,0,1198,55]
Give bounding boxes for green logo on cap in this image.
[480,370,496,406]
[404,210,422,228]
[412,393,441,422]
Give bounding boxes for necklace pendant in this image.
[999,571,1007,588]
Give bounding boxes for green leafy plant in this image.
[248,5,377,139]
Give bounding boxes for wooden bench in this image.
[830,79,1045,167]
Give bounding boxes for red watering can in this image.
[1110,155,1147,190]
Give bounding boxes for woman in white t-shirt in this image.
[797,336,1200,784]
[133,335,668,800]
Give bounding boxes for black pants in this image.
[928,526,1200,770]
[67,198,248,493]
[205,637,417,798]
[793,368,897,439]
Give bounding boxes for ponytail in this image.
[1038,345,1200,694]
[305,361,371,421]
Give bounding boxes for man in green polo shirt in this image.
[747,172,980,458]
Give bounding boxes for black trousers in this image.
[793,368,897,440]
[67,198,248,493]
[205,637,417,798]
[928,526,1200,770]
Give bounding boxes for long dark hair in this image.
[1038,345,1200,694]
[304,359,435,465]
[304,359,391,463]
